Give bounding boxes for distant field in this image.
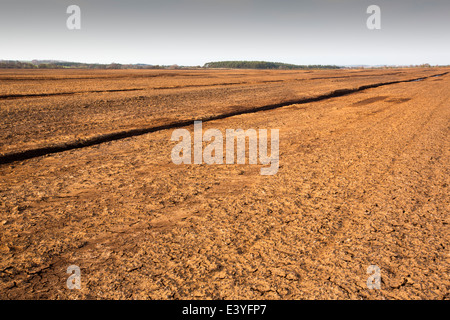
[0,68,446,157]
[0,68,449,299]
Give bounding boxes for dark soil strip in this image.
[0,72,447,165]
[153,82,243,90]
[0,88,144,100]
[154,79,290,90]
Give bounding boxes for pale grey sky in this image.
[0,0,449,66]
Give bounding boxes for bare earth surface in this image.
[0,68,449,299]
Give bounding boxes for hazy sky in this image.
[0,0,449,66]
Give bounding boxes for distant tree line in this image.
[203,61,341,70]
[1,60,443,70]
[0,60,180,70]
[0,61,37,69]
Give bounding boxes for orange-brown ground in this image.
[0,68,449,299]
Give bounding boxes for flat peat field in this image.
[0,68,449,299]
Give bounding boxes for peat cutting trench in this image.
[0,72,447,165]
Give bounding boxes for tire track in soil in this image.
[220,77,449,298]
[303,82,450,263]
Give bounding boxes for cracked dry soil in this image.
[0,68,449,299]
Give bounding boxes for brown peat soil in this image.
[0,68,449,299]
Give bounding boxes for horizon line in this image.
[1,59,448,68]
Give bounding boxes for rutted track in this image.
[0,72,447,165]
